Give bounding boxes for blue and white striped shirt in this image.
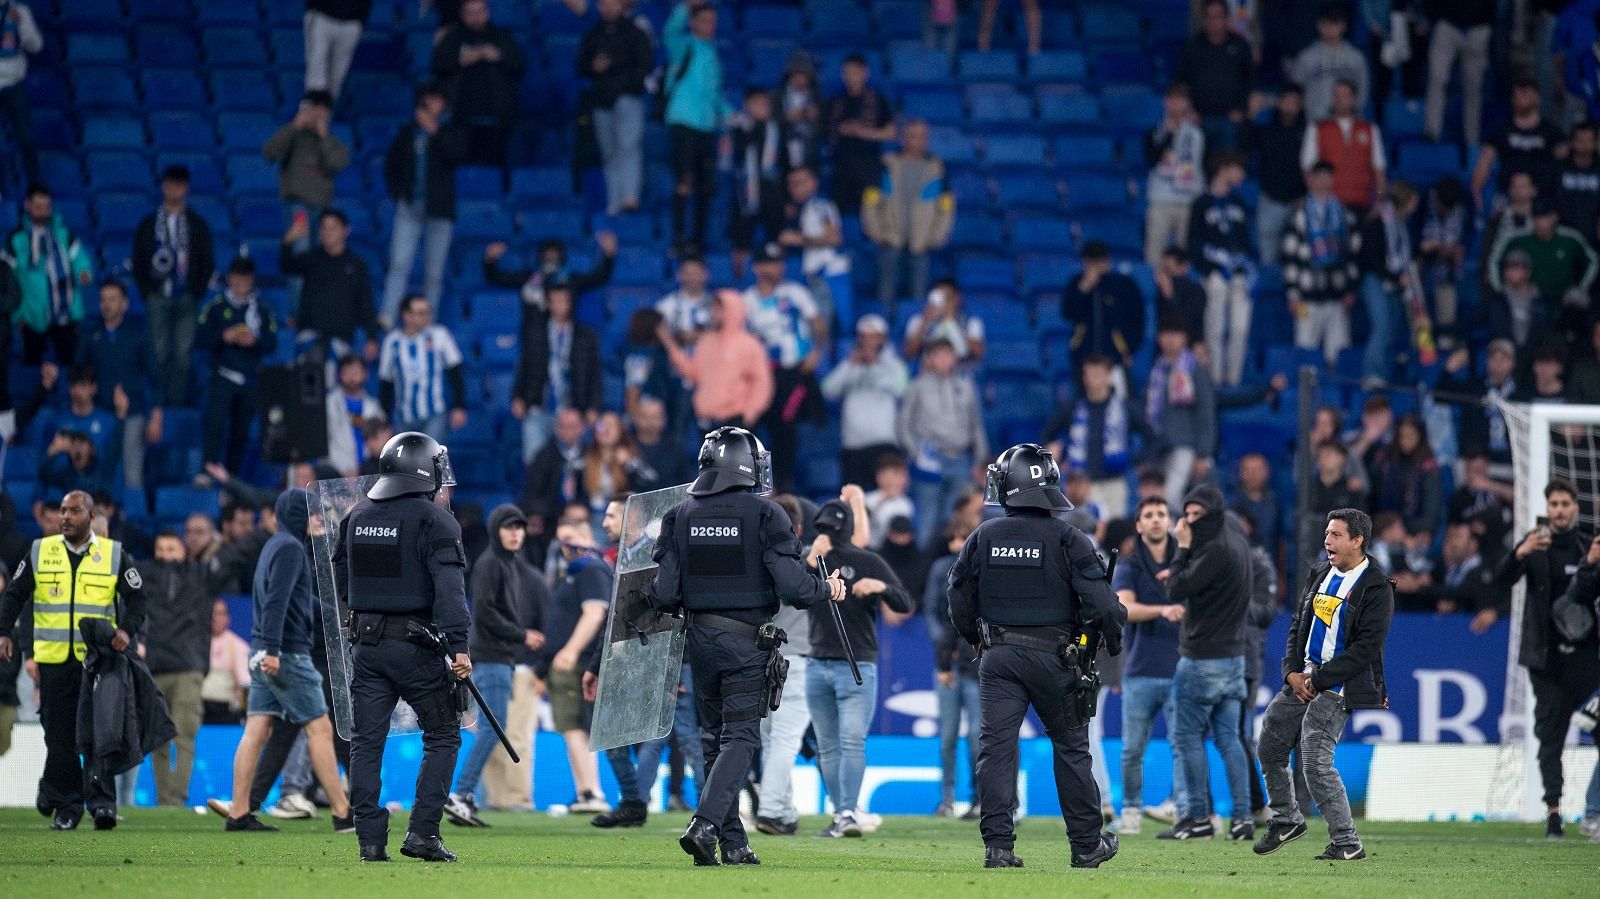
[378,324,463,423]
[1303,557,1368,695]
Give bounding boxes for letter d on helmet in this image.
[985,443,1073,511]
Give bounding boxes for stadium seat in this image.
[509,166,572,205]
[195,3,265,26]
[26,72,69,111]
[157,153,225,193]
[150,112,216,152]
[202,28,270,66]
[38,153,84,192]
[456,166,506,202]
[61,0,127,28]
[140,68,209,112]
[269,28,307,70]
[211,69,279,112]
[94,193,155,236]
[72,67,140,110]
[960,51,1022,82]
[85,152,153,192]
[1076,213,1143,257]
[217,112,280,152]
[1037,89,1099,128]
[131,0,194,24]
[948,214,1005,253]
[984,134,1047,166]
[947,168,994,207]
[901,89,966,127]
[520,210,587,243]
[1020,254,1074,295]
[1008,214,1073,252]
[456,201,515,240]
[743,6,804,39]
[926,126,978,164]
[970,89,1034,126]
[1094,49,1155,84]
[82,117,147,151]
[891,48,952,85]
[994,172,1061,209]
[872,1,925,40]
[233,196,284,238]
[1028,50,1088,82]
[1079,4,1144,42]
[136,30,200,67]
[1054,134,1119,171]
[1064,173,1131,211]
[954,255,1017,291]
[1100,85,1162,134]
[1397,141,1463,177]
[225,154,281,195]
[154,486,221,524]
[67,34,130,66]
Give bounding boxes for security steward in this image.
[0,490,146,831]
[647,426,845,866]
[335,432,472,863]
[947,444,1125,870]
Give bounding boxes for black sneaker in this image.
[679,817,720,866]
[984,847,1024,868]
[755,816,797,836]
[50,810,81,831]
[1156,817,1215,840]
[332,814,356,834]
[1071,833,1120,869]
[1227,818,1255,841]
[360,845,391,862]
[1313,842,1367,861]
[1547,812,1564,839]
[721,845,761,865]
[400,832,457,862]
[592,800,648,828]
[224,814,278,832]
[92,809,117,831]
[815,815,847,838]
[1252,820,1308,855]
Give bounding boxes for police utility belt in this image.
[350,611,433,645]
[349,612,471,727]
[979,620,1103,720]
[691,612,789,719]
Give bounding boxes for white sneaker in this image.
[268,792,317,819]
[856,811,881,833]
[1581,813,1600,839]
[1118,808,1142,835]
[1145,799,1178,824]
[839,810,863,837]
[569,791,612,814]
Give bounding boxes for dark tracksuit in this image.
[196,291,279,470]
[0,537,146,819]
[647,488,831,851]
[946,508,1126,857]
[335,490,469,848]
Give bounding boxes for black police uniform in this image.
[946,445,1125,868]
[336,488,470,856]
[647,431,832,864]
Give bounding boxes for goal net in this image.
[1493,400,1600,820]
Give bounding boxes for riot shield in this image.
[589,484,691,752]
[307,476,464,741]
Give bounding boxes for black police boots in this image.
[49,809,81,831]
[360,845,391,862]
[92,809,117,831]
[679,817,720,866]
[1071,833,1120,869]
[721,845,761,865]
[592,800,648,828]
[400,832,458,862]
[984,847,1024,868]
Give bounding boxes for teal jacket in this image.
[663,3,731,134]
[1,215,93,332]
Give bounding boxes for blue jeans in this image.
[453,662,512,797]
[912,454,972,550]
[381,199,454,324]
[876,243,931,312]
[606,667,703,806]
[593,95,645,213]
[1170,656,1250,821]
[1361,272,1405,381]
[938,672,981,805]
[520,408,554,465]
[1257,195,1292,266]
[806,659,879,814]
[284,202,319,316]
[247,652,329,725]
[1121,675,1187,811]
[759,656,809,822]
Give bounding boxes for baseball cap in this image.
[856,313,889,335]
[888,515,914,535]
[754,242,785,264]
[812,499,850,535]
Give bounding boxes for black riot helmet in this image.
[689,426,773,496]
[984,443,1073,511]
[368,431,456,500]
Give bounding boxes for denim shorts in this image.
[247,652,328,725]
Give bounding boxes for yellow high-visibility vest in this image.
[30,534,122,664]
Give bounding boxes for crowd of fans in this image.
[2,0,1600,823]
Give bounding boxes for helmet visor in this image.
[984,463,1003,505]
[435,446,456,488]
[753,447,774,495]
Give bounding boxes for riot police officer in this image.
[947,444,1126,870]
[336,432,472,863]
[647,426,845,866]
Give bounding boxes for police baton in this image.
[817,558,863,686]
[411,623,521,764]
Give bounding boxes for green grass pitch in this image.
[0,808,1592,897]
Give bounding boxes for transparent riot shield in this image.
[589,484,691,752]
[307,476,465,742]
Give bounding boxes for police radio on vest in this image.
[356,526,399,538]
[992,546,1042,559]
[691,525,739,537]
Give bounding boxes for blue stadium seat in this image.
[970,89,1034,126]
[72,67,139,110]
[233,196,284,238]
[872,1,924,40]
[269,28,306,70]
[1068,171,1132,207]
[1054,134,1119,171]
[743,6,804,39]
[67,34,130,66]
[1029,50,1088,82]
[225,154,280,195]
[994,173,1061,209]
[1076,213,1143,257]
[140,69,208,112]
[984,134,1047,166]
[202,28,270,66]
[61,0,127,28]
[157,153,225,193]
[38,153,83,192]
[612,248,665,286]
[1080,5,1144,42]
[155,486,221,524]
[1397,141,1463,177]
[54,199,93,235]
[1020,254,1074,295]
[456,201,515,240]
[188,195,233,235]
[901,89,965,127]
[509,166,571,205]
[520,210,587,242]
[217,112,279,152]
[27,72,69,110]
[948,214,1005,252]
[1008,214,1073,252]
[891,48,952,85]
[85,152,153,192]
[150,112,216,151]
[136,30,200,67]
[948,168,993,207]
[960,51,1022,82]
[926,126,978,164]
[94,193,155,236]
[82,117,147,151]
[1100,85,1162,134]
[195,3,264,26]
[242,238,282,278]
[131,0,194,23]
[1037,89,1099,127]
[1094,49,1155,84]
[455,166,504,202]
[954,255,1017,291]
[211,69,278,112]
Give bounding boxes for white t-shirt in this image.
[378,324,463,422]
[798,197,850,277]
[743,281,819,368]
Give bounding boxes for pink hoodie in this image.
[664,289,773,425]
